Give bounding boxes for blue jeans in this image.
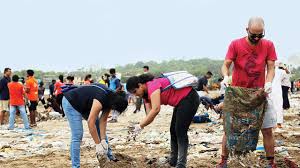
[8,105,30,129]
[62,97,114,168]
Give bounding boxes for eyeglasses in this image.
[248,30,265,39]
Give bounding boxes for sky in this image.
[0,0,299,72]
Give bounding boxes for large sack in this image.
[223,86,267,155]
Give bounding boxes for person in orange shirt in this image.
[8,75,30,130]
[25,70,39,127]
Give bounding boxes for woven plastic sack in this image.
[223,86,267,155]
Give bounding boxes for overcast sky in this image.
[0,0,299,72]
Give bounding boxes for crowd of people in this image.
[0,16,298,168]
[0,69,40,128]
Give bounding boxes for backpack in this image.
[160,71,198,92]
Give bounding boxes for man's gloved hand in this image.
[96,139,108,155]
[128,124,143,140]
[222,76,229,87]
[264,82,272,94]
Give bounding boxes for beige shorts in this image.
[0,100,9,112]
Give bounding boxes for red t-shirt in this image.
[8,82,25,106]
[54,81,64,96]
[145,78,192,107]
[226,37,277,88]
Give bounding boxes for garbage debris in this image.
[0,92,299,167]
[48,111,62,119]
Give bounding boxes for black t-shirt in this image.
[64,84,112,120]
[196,76,208,91]
[0,76,11,100]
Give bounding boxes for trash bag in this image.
[223,86,267,155]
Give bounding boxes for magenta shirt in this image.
[145,78,192,107]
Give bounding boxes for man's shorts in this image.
[29,101,38,111]
[0,100,9,112]
[262,99,277,129]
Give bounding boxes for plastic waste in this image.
[49,111,62,119]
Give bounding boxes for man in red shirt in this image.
[217,17,277,168]
[8,75,30,129]
[25,70,39,127]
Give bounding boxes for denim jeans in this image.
[170,89,200,168]
[62,97,113,168]
[8,105,30,129]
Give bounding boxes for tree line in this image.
[12,58,300,83]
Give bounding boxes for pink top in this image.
[145,78,192,106]
[226,37,277,88]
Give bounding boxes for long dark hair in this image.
[107,92,128,113]
[126,74,155,93]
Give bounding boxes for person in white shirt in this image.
[268,64,285,128]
